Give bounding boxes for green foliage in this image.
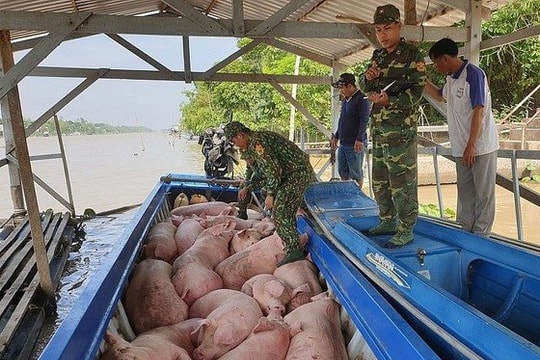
[180,40,332,138]
[22,117,151,136]
[419,203,456,220]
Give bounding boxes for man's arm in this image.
[424,80,445,102]
[463,105,484,167]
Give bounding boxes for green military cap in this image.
[223,121,249,140]
[373,4,400,24]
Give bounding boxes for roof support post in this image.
[0,32,25,216]
[465,0,482,65]
[331,63,347,179]
[0,30,55,299]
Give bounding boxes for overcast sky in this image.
[14,35,239,131]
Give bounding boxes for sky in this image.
[14,35,239,131]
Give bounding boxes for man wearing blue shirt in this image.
[425,38,499,236]
[330,73,370,188]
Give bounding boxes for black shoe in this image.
[366,220,398,236]
[237,211,248,220]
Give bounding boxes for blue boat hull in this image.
[38,175,438,360]
[304,181,540,359]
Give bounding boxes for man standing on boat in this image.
[224,121,317,265]
[359,4,426,248]
[425,38,499,236]
[330,73,371,188]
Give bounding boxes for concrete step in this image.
[499,140,523,150]
[509,128,540,141]
[526,141,540,151]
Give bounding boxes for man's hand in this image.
[368,91,389,106]
[462,143,476,167]
[354,140,364,153]
[330,138,338,150]
[238,187,249,200]
[264,195,274,210]
[365,62,381,81]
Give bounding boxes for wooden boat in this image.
[37,174,438,360]
[303,180,540,360]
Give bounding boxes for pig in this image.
[173,192,190,208]
[229,228,263,254]
[101,318,203,360]
[190,289,263,360]
[170,201,237,217]
[283,293,348,360]
[172,222,236,304]
[101,330,191,360]
[190,193,209,204]
[174,216,205,254]
[197,214,254,230]
[217,310,295,360]
[273,259,324,311]
[172,256,223,305]
[241,274,311,315]
[143,221,178,264]
[215,233,308,290]
[124,259,189,334]
[251,218,276,237]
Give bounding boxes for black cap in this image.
[331,73,356,88]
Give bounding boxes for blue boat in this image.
[37,174,438,360]
[303,180,540,360]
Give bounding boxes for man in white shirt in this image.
[425,38,499,236]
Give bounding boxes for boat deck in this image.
[0,212,73,360]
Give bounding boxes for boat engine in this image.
[199,127,239,178]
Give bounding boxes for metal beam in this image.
[232,0,245,36]
[29,66,332,84]
[267,77,331,137]
[481,25,540,50]
[161,0,230,35]
[0,12,468,41]
[0,12,91,99]
[182,36,192,83]
[106,34,185,81]
[24,69,109,139]
[263,38,335,67]
[246,0,312,36]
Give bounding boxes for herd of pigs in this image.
[100,193,350,360]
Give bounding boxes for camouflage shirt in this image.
[359,39,426,142]
[241,131,312,195]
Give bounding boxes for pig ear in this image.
[265,280,285,298]
[191,321,208,346]
[291,283,311,298]
[289,322,303,337]
[252,317,274,334]
[240,282,254,296]
[214,324,238,346]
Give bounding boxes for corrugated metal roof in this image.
[0,0,515,67]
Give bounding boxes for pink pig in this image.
[124,259,188,334]
[241,274,311,315]
[174,217,205,254]
[143,221,178,264]
[189,289,263,360]
[217,310,295,360]
[273,259,323,311]
[170,201,237,217]
[284,293,348,360]
[101,330,191,360]
[215,233,286,290]
[229,228,263,254]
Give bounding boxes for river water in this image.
[1,132,539,244]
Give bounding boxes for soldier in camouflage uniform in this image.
[359,4,426,248]
[224,121,317,265]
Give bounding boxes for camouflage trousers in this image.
[273,169,317,252]
[371,134,418,232]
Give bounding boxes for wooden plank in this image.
[0,213,70,354]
